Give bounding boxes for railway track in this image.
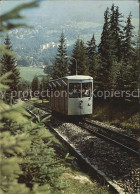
[76,120,140,157]
[46,122,126,194]
[26,105,140,193]
[27,103,140,157]
[25,106,123,193]
[33,103,52,113]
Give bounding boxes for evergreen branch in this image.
[0,1,40,22]
[1,23,29,32]
[0,0,41,32]
[0,45,17,56]
[0,72,12,82]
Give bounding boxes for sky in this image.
[0,1,139,20]
[0,1,139,23]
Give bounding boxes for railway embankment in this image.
[48,117,140,194]
[26,99,140,193]
[26,104,111,194]
[92,101,139,137]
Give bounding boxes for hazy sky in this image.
[1,1,139,20]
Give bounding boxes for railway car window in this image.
[82,82,92,97]
[69,83,81,98]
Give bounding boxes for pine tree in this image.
[40,76,49,91]
[87,34,97,76]
[18,79,30,92]
[0,74,67,193]
[0,1,69,194]
[69,39,88,75]
[87,34,97,61]
[134,35,140,92]
[98,7,113,90]
[51,32,68,79]
[114,6,124,61]
[91,54,102,90]
[109,5,124,62]
[122,13,135,63]
[39,76,49,102]
[98,7,110,59]
[115,13,137,102]
[108,4,117,60]
[31,75,39,96]
[114,62,127,91]
[0,35,20,92]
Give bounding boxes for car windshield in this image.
[82,82,92,97]
[69,82,92,98]
[69,83,81,98]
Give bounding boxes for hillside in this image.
[1,1,138,67]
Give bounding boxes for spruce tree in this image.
[109,5,124,62]
[31,75,39,96]
[134,35,140,92]
[98,7,110,59]
[122,13,135,63]
[115,13,136,102]
[0,35,20,92]
[108,4,117,60]
[114,13,138,102]
[69,39,88,75]
[87,34,97,76]
[87,34,97,61]
[98,7,113,90]
[114,6,124,61]
[39,76,49,101]
[51,32,68,79]
[91,54,102,90]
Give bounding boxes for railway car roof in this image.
[48,75,93,87]
[65,75,93,80]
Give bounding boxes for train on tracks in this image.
[47,75,93,116]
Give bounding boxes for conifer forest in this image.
[0,1,139,194]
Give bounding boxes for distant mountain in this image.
[1,1,138,67]
[7,19,102,67]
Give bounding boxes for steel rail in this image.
[76,123,140,157]
[25,107,139,192]
[33,103,52,113]
[83,120,139,144]
[82,120,140,153]
[25,103,140,156]
[45,123,126,194]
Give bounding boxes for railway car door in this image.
[80,81,93,115]
[68,83,81,115]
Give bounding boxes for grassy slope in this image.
[92,101,140,134]
[19,66,46,82]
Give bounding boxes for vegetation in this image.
[0,1,111,194]
[0,1,66,193]
[50,3,139,132]
[0,35,20,103]
[68,39,89,75]
[92,102,139,134]
[51,32,68,79]
[31,75,39,95]
[61,171,110,194]
[86,34,97,77]
[91,5,139,130]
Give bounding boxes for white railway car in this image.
[47,75,93,116]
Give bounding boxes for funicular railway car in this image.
[47,75,93,116]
